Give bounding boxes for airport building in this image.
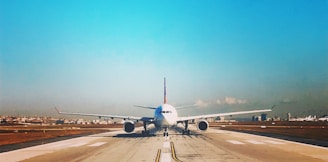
[261,113,267,121]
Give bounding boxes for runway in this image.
[0,125,327,162]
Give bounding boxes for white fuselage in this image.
[154,104,178,128]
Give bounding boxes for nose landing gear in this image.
[163,127,169,137]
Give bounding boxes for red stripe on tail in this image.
[164,77,167,104]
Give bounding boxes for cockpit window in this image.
[161,111,172,114]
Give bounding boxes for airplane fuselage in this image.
[154,104,178,128]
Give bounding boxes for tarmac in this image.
[0,125,327,162]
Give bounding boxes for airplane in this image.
[318,115,328,121]
[55,78,273,136]
[289,115,317,121]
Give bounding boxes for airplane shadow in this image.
[112,126,202,138]
[113,127,158,138]
[173,126,202,137]
[113,133,156,138]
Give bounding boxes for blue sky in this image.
[1,0,327,117]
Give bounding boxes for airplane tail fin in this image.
[164,77,167,104]
[54,107,61,114]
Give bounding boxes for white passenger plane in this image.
[55,78,272,136]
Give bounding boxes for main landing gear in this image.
[163,127,169,137]
[142,122,150,136]
[182,120,191,135]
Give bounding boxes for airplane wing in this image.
[177,108,272,122]
[133,105,157,110]
[55,107,154,122]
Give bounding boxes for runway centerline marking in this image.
[246,140,264,144]
[163,142,170,148]
[160,153,171,162]
[227,140,245,145]
[262,140,285,145]
[88,142,107,147]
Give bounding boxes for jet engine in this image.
[197,119,209,131]
[123,120,135,133]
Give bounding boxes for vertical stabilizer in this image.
[164,77,167,104]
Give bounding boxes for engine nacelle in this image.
[197,120,209,131]
[123,120,135,133]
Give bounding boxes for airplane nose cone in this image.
[163,115,175,126]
